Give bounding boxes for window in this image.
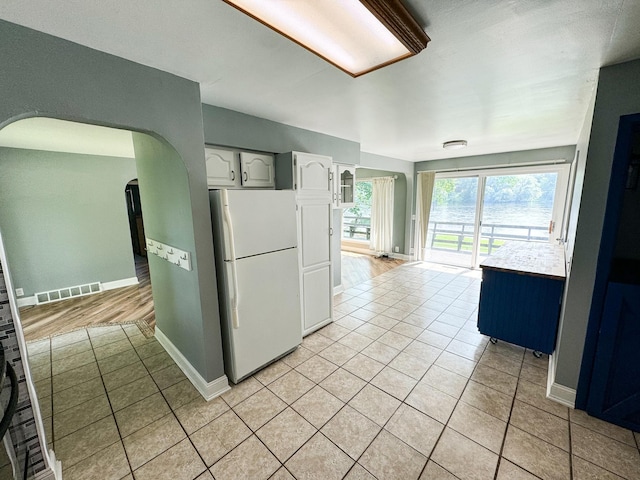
[425,165,569,268]
[342,180,372,241]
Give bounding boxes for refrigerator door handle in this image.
[221,189,241,329]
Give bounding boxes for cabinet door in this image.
[298,196,333,335]
[298,200,332,269]
[240,152,275,188]
[337,165,356,208]
[205,147,239,187]
[295,152,332,196]
[302,265,332,333]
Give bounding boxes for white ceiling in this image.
[1,0,640,162]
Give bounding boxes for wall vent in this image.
[35,282,102,305]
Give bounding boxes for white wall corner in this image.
[546,353,576,408]
[333,284,344,296]
[155,327,230,401]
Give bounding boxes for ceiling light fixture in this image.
[443,140,468,150]
[223,0,430,77]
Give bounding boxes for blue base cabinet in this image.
[478,268,564,354]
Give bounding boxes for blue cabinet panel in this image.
[478,269,564,354]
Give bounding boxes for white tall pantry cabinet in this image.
[276,152,334,336]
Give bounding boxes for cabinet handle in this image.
[231,171,235,181]
[243,172,248,183]
[329,227,334,236]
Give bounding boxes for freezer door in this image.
[224,190,298,259]
[227,247,302,382]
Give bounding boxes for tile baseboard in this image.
[155,326,231,401]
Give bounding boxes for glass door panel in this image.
[477,172,558,263]
[427,176,479,268]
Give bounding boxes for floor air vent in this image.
[35,282,102,305]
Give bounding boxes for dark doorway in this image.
[125,180,146,258]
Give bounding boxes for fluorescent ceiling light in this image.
[224,0,430,77]
[443,140,468,150]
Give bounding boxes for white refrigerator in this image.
[209,189,302,383]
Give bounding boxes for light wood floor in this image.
[341,250,405,291]
[20,256,155,342]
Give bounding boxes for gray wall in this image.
[360,152,415,256]
[0,147,137,296]
[554,58,640,390]
[355,168,407,254]
[0,20,224,382]
[202,105,360,164]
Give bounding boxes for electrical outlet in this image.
[15,288,24,297]
[394,246,399,253]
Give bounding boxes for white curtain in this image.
[414,171,436,261]
[370,176,394,255]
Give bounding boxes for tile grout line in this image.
[491,348,525,480]
[89,326,137,479]
[311,270,482,478]
[124,330,210,480]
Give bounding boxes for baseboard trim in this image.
[155,327,230,401]
[342,247,373,256]
[341,244,410,261]
[546,353,576,408]
[34,450,62,480]
[17,296,35,307]
[333,285,344,295]
[16,276,139,308]
[103,276,139,290]
[303,318,333,337]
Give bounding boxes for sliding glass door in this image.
[426,176,480,268]
[426,165,569,268]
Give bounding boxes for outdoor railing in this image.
[429,221,549,256]
[343,215,371,240]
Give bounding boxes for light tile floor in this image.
[27,262,640,479]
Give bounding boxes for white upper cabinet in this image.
[239,152,275,188]
[275,151,332,196]
[205,147,239,187]
[206,147,275,188]
[296,153,332,196]
[333,165,356,208]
